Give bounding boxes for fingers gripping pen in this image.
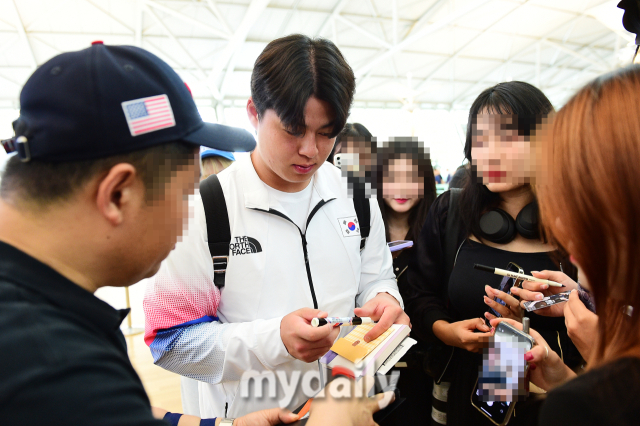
[311,316,373,327]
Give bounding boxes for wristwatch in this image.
[219,418,236,426]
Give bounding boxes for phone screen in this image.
[472,388,511,425]
[472,322,533,424]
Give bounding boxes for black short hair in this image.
[459,81,553,239]
[1,142,197,207]
[251,34,356,139]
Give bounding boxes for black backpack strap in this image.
[353,197,370,251]
[200,174,230,288]
[444,188,463,281]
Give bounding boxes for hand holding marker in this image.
[311,316,374,327]
[474,264,565,288]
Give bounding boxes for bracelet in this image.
[163,412,183,426]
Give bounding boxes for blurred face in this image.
[248,96,336,192]
[382,157,423,214]
[471,113,533,193]
[129,157,199,281]
[342,137,374,178]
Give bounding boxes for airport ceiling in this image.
[0,0,634,114]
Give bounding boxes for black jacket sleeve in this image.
[404,191,459,342]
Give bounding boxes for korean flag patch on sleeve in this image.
[338,216,360,237]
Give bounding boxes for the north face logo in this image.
[230,236,263,256]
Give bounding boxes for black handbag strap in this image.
[353,197,370,250]
[200,174,230,288]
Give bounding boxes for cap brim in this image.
[201,149,235,161]
[182,122,256,152]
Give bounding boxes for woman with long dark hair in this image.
[376,138,436,266]
[497,64,640,426]
[375,138,437,426]
[404,81,582,425]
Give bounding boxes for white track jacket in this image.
[143,155,402,418]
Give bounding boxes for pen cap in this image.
[474,264,494,273]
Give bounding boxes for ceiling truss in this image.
[0,0,633,113]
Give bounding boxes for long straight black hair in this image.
[376,139,437,243]
[458,81,553,239]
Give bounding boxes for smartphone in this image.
[490,262,524,318]
[523,291,570,312]
[471,321,535,426]
[387,240,413,252]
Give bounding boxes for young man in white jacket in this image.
[143,34,410,421]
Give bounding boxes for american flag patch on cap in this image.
[121,94,176,136]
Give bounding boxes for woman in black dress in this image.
[404,81,581,426]
[497,65,640,426]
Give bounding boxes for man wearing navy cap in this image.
[0,42,300,426]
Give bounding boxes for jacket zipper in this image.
[251,198,335,310]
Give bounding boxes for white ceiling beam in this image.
[24,0,74,31]
[587,9,634,43]
[331,16,338,46]
[316,0,349,37]
[10,0,37,70]
[403,0,448,38]
[143,4,225,101]
[277,0,303,37]
[142,0,231,40]
[355,0,492,78]
[541,39,609,70]
[205,0,233,36]
[541,34,614,86]
[0,28,614,55]
[144,4,203,74]
[135,0,143,47]
[364,0,378,19]
[211,0,270,98]
[334,15,392,49]
[542,51,617,96]
[449,13,588,107]
[0,29,614,58]
[549,18,578,66]
[0,35,18,56]
[84,0,135,33]
[413,0,531,95]
[391,0,398,46]
[29,34,64,55]
[0,71,22,87]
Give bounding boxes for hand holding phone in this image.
[488,318,577,393]
[484,285,523,322]
[472,321,534,425]
[482,262,524,324]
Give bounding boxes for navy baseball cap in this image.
[11,42,256,162]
